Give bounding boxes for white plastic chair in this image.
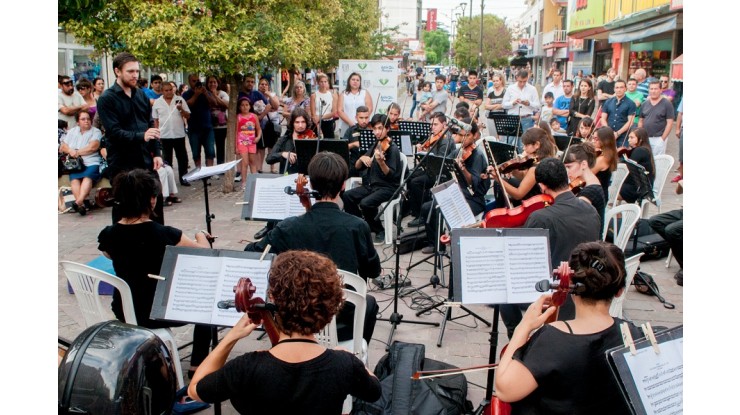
[339,269,367,297]
[609,253,644,319]
[60,260,185,389]
[640,154,674,218]
[602,203,642,252]
[607,164,629,209]
[380,155,409,244]
[315,288,367,414]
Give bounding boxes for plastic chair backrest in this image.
[651,154,674,207]
[602,203,642,251]
[339,270,367,297]
[60,260,138,327]
[607,164,629,208]
[609,253,644,318]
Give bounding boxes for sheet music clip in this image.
[620,322,637,355]
[148,274,166,281]
[641,322,661,354]
[260,244,271,262]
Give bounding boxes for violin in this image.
[377,137,391,152]
[617,147,632,158]
[459,140,477,162]
[497,155,536,175]
[569,177,586,195]
[420,131,443,151]
[295,129,317,140]
[225,277,280,346]
[481,140,553,228]
[390,121,400,130]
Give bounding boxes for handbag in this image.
[59,153,85,174]
[633,270,675,309]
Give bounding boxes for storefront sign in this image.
[568,0,605,32]
[426,9,437,31]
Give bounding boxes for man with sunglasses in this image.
[659,76,676,102]
[58,75,88,128]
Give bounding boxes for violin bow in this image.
[400,94,409,121]
[412,363,498,380]
[483,140,513,209]
[371,92,381,116]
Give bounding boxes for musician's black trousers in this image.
[342,186,395,234]
[406,169,433,218]
[648,209,683,268]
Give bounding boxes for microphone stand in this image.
[374,133,442,351]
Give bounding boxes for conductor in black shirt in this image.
[341,114,404,245]
[245,152,381,344]
[97,52,165,224]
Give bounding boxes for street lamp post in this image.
[449,3,466,68]
[479,0,484,74]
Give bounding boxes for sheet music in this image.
[163,254,272,327]
[183,160,240,182]
[252,173,309,220]
[505,236,550,303]
[459,237,507,304]
[432,181,476,229]
[455,231,550,304]
[401,135,412,155]
[623,338,684,415]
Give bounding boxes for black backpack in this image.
[352,341,472,415]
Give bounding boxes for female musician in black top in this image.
[619,127,655,203]
[495,241,639,415]
[189,250,381,414]
[563,144,606,229]
[486,127,558,208]
[566,79,595,136]
[590,126,618,199]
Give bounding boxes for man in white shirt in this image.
[541,69,565,102]
[58,75,88,128]
[502,70,540,151]
[153,82,191,185]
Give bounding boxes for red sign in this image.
[426,9,437,31]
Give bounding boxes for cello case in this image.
[58,320,177,415]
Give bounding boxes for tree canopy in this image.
[422,29,450,65]
[454,14,512,69]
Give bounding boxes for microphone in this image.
[285,186,320,198]
[449,117,473,132]
[217,300,235,309]
[284,186,296,195]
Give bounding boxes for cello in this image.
[481,140,553,228]
[218,277,280,346]
[284,173,316,212]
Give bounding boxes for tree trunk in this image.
[221,75,239,193]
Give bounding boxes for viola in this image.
[617,147,632,158]
[295,174,312,212]
[295,129,317,140]
[231,277,280,346]
[569,177,586,195]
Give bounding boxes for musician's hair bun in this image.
[568,241,626,301]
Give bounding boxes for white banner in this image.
[337,59,403,114]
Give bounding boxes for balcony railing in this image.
[542,30,567,46]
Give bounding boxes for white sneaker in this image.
[234,175,242,182]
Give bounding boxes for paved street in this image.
[58,92,683,413]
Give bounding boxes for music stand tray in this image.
[490,113,524,137]
[415,154,452,182]
[294,139,349,174]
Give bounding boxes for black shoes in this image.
[421,245,435,254]
[674,269,683,286]
[254,226,269,240]
[373,231,385,245]
[180,179,191,187]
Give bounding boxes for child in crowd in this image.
[550,117,567,135]
[58,119,68,146]
[418,82,434,120]
[236,97,262,189]
[536,91,554,124]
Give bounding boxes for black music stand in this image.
[398,120,432,145]
[358,130,404,153]
[293,139,349,174]
[554,135,583,152]
[485,139,518,165]
[490,113,524,151]
[388,130,414,155]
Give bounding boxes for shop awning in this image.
[671,54,683,81]
[608,15,677,43]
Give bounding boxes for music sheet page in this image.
[252,174,307,220]
[459,237,507,304]
[505,236,551,303]
[623,338,684,415]
[433,181,476,229]
[163,255,272,327]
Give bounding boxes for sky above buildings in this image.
[422,0,528,28]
